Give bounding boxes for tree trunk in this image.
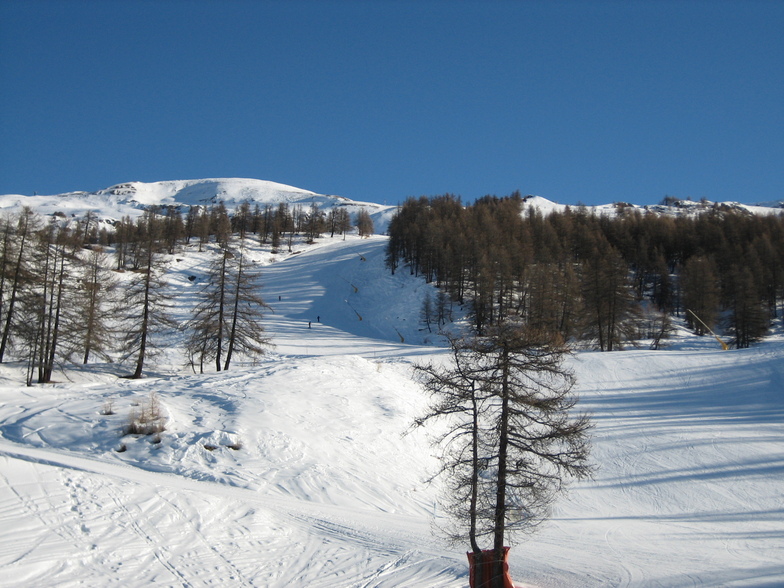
[36,241,53,383]
[492,345,511,587]
[132,263,152,379]
[215,253,227,371]
[43,251,66,382]
[469,381,482,555]
[223,251,243,371]
[0,230,27,362]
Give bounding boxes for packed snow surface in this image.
[0,235,782,587]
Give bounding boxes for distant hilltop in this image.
[0,178,398,235]
[518,193,784,218]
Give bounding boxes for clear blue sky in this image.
[1,0,782,206]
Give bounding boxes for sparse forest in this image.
[387,194,784,349]
[0,199,362,382]
[0,190,382,390]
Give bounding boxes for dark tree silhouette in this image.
[416,324,592,588]
[0,208,39,363]
[356,209,374,237]
[187,237,272,372]
[121,212,175,379]
[74,247,116,364]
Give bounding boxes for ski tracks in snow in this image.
[0,438,464,587]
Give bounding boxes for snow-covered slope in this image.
[95,178,321,207]
[0,178,398,234]
[0,233,782,587]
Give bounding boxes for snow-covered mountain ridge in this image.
[0,178,399,234]
[1,178,781,238]
[520,193,784,217]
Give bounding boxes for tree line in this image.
[112,199,372,259]
[387,193,784,349]
[0,199,374,384]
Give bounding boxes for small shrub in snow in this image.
[123,392,166,437]
[101,399,115,415]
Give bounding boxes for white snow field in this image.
[0,234,782,587]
